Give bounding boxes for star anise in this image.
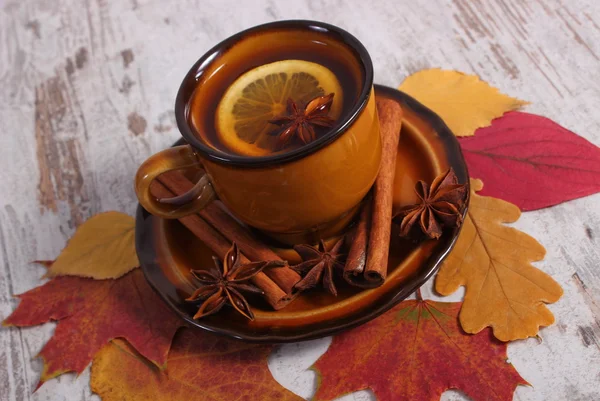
[291,238,345,296]
[186,243,284,320]
[394,168,467,240]
[268,93,336,147]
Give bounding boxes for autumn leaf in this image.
[460,111,600,210]
[435,179,563,341]
[399,69,526,136]
[45,211,138,279]
[313,299,527,401]
[91,331,303,401]
[2,269,184,388]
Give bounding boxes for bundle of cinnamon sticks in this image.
[150,172,301,310]
[343,99,403,288]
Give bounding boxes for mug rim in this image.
[174,19,374,167]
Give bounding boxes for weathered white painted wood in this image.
[1,0,599,400]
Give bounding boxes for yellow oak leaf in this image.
[398,69,527,136]
[45,211,139,279]
[435,179,563,341]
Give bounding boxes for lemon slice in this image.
[216,60,343,157]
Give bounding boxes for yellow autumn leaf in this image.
[398,69,527,136]
[45,211,139,279]
[91,334,303,401]
[435,179,563,341]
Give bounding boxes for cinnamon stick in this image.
[204,202,301,293]
[363,99,403,286]
[343,197,372,287]
[150,180,291,310]
[156,170,301,293]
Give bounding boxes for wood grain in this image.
[1,0,599,400]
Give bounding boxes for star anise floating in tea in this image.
[269,93,336,147]
[394,168,467,240]
[292,238,345,296]
[186,243,284,320]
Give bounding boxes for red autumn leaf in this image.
[91,330,303,401]
[313,300,527,401]
[459,111,600,210]
[2,269,185,388]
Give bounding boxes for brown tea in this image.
[187,27,365,157]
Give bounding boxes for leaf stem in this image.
[416,288,423,301]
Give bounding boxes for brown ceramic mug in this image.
[135,20,381,245]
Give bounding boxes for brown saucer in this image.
[136,84,469,342]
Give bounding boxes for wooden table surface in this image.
[1,0,599,400]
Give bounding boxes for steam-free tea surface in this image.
[215,60,344,156]
[187,27,362,157]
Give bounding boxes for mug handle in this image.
[134,144,216,219]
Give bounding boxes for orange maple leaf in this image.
[313,299,528,401]
[3,269,185,388]
[91,330,303,401]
